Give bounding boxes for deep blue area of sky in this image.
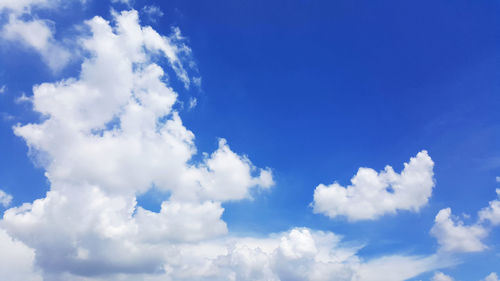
[1,1,499,279]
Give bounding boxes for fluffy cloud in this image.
[312,151,435,221]
[430,188,500,253]
[484,273,500,281]
[0,189,13,207]
[479,189,500,225]
[0,0,72,71]
[0,229,41,281]
[430,208,488,253]
[0,9,277,280]
[432,271,454,281]
[0,6,453,281]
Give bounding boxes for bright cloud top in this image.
[312,151,435,221]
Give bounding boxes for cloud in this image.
[0,6,454,281]
[14,93,31,104]
[189,97,198,109]
[479,189,500,225]
[0,0,50,13]
[430,271,500,281]
[2,16,70,71]
[142,5,164,22]
[111,0,133,7]
[0,85,6,94]
[0,0,73,71]
[193,76,202,88]
[430,208,488,253]
[352,254,453,281]
[432,271,454,281]
[484,273,500,281]
[0,9,277,279]
[0,229,42,281]
[312,151,435,221]
[430,188,500,254]
[0,189,13,207]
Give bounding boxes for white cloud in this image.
[312,151,435,221]
[15,93,31,104]
[0,0,74,72]
[352,254,452,281]
[430,208,488,253]
[2,16,70,71]
[189,97,198,109]
[142,5,164,22]
[484,272,499,281]
[0,85,6,94]
[0,7,453,281]
[135,200,228,242]
[1,10,277,279]
[479,189,500,225]
[0,189,13,207]
[0,229,42,281]
[432,271,454,281]
[193,76,202,88]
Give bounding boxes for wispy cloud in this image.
[0,189,12,207]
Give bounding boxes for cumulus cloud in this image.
[430,187,500,254]
[0,9,277,279]
[432,271,454,281]
[479,189,500,225]
[430,208,488,253]
[312,151,435,221]
[0,6,453,281]
[0,189,13,207]
[0,229,41,281]
[484,273,500,281]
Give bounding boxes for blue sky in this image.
[0,1,499,280]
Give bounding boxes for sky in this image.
[0,0,499,280]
